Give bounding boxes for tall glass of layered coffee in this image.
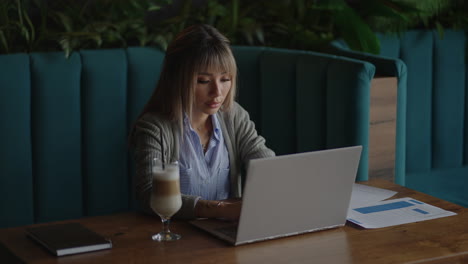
[150,159,182,241]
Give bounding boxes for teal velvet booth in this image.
[0,46,375,228]
[330,29,468,207]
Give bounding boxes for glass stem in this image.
[161,217,171,234]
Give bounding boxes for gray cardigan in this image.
[131,102,275,219]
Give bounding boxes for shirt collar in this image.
[183,114,221,141]
[183,114,193,132]
[211,114,221,141]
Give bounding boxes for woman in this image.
[131,24,275,221]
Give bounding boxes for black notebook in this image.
[26,223,112,257]
[0,241,26,264]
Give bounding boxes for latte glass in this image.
[150,159,182,241]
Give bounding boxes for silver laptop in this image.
[190,145,362,246]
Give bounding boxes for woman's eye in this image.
[221,78,231,82]
[197,80,210,84]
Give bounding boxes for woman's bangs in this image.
[198,48,236,77]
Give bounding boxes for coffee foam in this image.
[152,165,179,181]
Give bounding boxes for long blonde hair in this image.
[140,24,238,122]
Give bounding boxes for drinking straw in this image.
[160,129,165,170]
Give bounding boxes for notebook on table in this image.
[26,222,112,256]
[190,146,362,246]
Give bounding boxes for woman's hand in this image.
[195,198,242,221]
[218,198,242,221]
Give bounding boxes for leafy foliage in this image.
[0,0,466,56]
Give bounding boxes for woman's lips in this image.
[206,102,221,108]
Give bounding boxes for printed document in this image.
[347,197,457,229]
[349,183,397,209]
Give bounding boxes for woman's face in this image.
[193,69,232,118]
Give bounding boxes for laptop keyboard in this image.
[215,225,238,239]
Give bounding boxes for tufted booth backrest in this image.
[330,30,468,207]
[378,30,468,172]
[0,48,164,228]
[0,46,375,228]
[379,30,468,207]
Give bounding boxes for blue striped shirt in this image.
[179,114,231,200]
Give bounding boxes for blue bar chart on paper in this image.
[347,198,457,229]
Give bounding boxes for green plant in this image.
[186,0,421,54]
[357,0,468,37]
[196,0,264,45]
[0,0,36,53]
[49,0,172,57]
[0,0,466,57]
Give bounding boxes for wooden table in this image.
[1,179,468,264]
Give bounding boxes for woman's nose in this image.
[210,81,222,96]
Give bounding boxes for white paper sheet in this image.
[347,197,457,229]
[349,183,397,209]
